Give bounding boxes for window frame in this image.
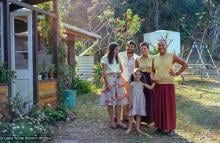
[0,3,3,62]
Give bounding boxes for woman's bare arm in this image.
[171,55,188,76]
[102,63,109,87]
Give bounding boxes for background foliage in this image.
[60,0,220,60]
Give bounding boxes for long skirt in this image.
[100,74,128,106]
[153,84,176,130]
[142,72,153,123]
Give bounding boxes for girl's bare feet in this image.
[125,128,132,134]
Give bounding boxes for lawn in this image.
[54,78,220,143]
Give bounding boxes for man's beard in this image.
[127,49,134,54]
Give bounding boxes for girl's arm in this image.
[128,83,133,109]
[142,82,156,90]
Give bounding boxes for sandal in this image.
[167,130,175,136]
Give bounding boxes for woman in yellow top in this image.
[151,40,188,136]
[135,42,154,126]
[100,42,128,129]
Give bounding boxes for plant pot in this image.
[38,75,42,80]
[63,90,77,108]
[42,72,48,80]
[48,73,54,79]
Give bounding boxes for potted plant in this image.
[0,63,16,84]
[0,63,16,117]
[62,65,79,108]
[38,64,43,80]
[48,64,55,79]
[38,60,48,80]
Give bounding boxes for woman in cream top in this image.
[152,40,188,136]
[135,42,154,125]
[101,55,121,73]
[100,42,128,129]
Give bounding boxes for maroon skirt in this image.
[142,72,153,123]
[153,84,176,130]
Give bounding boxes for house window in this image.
[0,3,3,63]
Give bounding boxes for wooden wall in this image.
[0,85,8,117]
[38,80,58,107]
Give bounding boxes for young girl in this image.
[125,68,156,135]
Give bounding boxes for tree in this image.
[98,8,142,49]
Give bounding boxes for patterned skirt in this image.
[100,74,128,106]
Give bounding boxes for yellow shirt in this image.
[153,53,174,84]
[136,55,153,73]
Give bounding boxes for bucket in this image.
[63,90,77,108]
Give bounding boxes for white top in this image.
[101,55,121,73]
[118,51,139,81]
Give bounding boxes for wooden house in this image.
[0,0,101,118]
[0,0,59,117]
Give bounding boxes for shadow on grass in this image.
[182,79,220,88]
[176,94,220,131]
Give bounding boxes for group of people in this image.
[100,40,188,136]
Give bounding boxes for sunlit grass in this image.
[175,78,220,143]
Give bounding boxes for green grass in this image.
[175,79,220,143]
[69,78,220,143]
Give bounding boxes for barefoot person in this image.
[135,42,154,126]
[118,40,139,121]
[152,40,188,136]
[100,42,128,129]
[125,68,155,135]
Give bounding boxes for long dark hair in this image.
[130,68,146,83]
[107,42,119,64]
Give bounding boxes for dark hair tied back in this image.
[140,42,149,49]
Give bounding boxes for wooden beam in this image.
[52,0,59,105]
[64,31,96,41]
[8,0,56,17]
[23,0,51,5]
[3,0,12,120]
[32,11,38,105]
[67,37,75,65]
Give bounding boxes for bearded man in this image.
[118,40,139,121]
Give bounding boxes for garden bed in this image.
[0,84,8,117]
[38,80,58,107]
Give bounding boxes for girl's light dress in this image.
[128,82,146,116]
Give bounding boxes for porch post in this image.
[32,11,38,105]
[3,0,12,119]
[67,36,75,65]
[53,0,60,105]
